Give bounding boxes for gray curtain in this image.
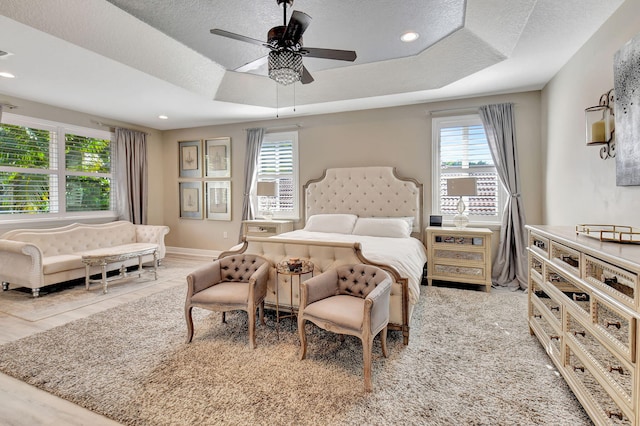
[479,103,528,290]
[114,128,148,224]
[239,127,265,242]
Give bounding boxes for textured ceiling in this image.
[0,0,626,130]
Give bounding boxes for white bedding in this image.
[272,230,426,304]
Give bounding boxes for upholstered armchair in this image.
[298,264,392,391]
[185,254,270,349]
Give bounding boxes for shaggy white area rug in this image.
[0,281,592,425]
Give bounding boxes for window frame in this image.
[0,112,115,224]
[253,131,300,221]
[431,114,505,226]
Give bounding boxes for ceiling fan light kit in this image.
[269,50,303,85]
[210,0,356,86]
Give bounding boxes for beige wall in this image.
[541,0,640,226]
[163,91,542,251]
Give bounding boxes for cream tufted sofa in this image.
[0,221,170,297]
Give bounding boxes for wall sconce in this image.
[585,89,615,159]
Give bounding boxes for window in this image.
[254,131,299,220]
[432,114,504,225]
[0,113,113,219]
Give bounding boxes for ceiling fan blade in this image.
[283,10,311,44]
[210,29,267,47]
[301,66,314,84]
[234,55,268,72]
[301,47,357,62]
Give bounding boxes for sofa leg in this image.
[31,288,40,298]
[1,282,8,291]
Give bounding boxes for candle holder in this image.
[585,89,615,160]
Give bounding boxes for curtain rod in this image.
[428,106,481,116]
[428,103,517,116]
[245,123,302,132]
[91,120,150,135]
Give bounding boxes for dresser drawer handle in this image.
[573,293,588,301]
[608,366,624,375]
[606,410,624,421]
[550,335,560,341]
[534,314,542,319]
[572,365,584,372]
[572,331,585,337]
[606,320,621,329]
[550,306,560,312]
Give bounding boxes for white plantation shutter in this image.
[433,115,504,223]
[0,112,113,217]
[255,131,299,219]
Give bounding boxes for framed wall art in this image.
[179,140,202,178]
[206,180,231,221]
[179,181,203,219]
[614,32,640,186]
[205,137,231,178]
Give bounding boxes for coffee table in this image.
[81,243,158,294]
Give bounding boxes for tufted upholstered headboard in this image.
[303,166,423,239]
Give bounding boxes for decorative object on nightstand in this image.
[256,181,276,220]
[446,177,477,228]
[585,88,615,160]
[426,226,492,292]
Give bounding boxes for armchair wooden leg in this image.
[221,312,226,323]
[363,334,374,392]
[259,301,265,326]
[185,305,194,344]
[381,326,388,358]
[298,318,307,360]
[248,305,257,349]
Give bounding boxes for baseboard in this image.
[166,246,221,260]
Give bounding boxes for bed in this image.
[221,166,426,344]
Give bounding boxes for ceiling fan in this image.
[210,0,357,85]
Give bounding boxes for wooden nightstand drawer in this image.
[432,263,486,281]
[242,220,293,238]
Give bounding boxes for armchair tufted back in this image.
[219,255,268,282]
[336,264,390,299]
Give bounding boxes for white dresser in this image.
[526,225,640,425]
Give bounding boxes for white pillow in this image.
[303,214,358,234]
[352,217,411,238]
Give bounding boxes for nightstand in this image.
[242,219,293,238]
[425,226,493,292]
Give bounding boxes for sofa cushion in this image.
[43,254,84,275]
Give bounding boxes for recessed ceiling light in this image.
[400,32,419,43]
[0,72,15,78]
[158,115,168,120]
